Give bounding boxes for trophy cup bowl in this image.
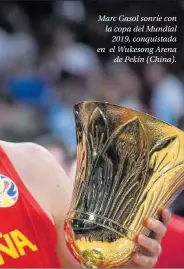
[64,101,184,268]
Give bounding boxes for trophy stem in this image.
[81,249,103,268]
[82,264,98,268]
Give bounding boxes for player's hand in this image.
[124,209,171,268]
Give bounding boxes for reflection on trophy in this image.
[64,101,184,268]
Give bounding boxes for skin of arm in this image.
[30,144,81,268]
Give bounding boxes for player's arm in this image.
[50,165,81,268]
[33,144,80,268]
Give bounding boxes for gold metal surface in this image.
[64,101,184,268]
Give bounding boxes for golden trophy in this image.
[64,101,184,268]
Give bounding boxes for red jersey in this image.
[0,146,61,268]
[156,215,184,268]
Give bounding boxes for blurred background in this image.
[0,0,184,217]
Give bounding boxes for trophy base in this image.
[64,212,138,268]
[82,265,98,268]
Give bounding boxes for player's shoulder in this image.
[9,141,49,153]
[0,140,44,151]
[21,142,52,161]
[1,141,73,223]
[1,141,67,179]
[1,141,53,161]
[1,140,70,186]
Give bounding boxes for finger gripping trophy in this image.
[64,101,184,268]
